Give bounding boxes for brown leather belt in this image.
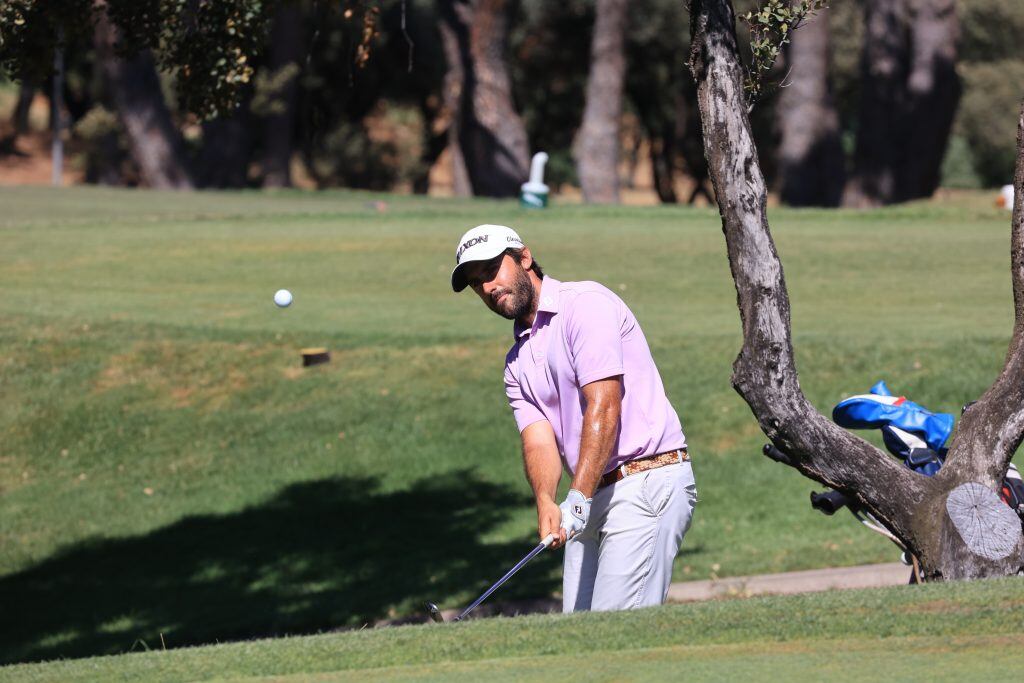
[598,448,689,489]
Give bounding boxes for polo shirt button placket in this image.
[531,316,545,364]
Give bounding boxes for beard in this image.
[490,264,536,320]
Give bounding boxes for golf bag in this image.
[821,380,1024,524]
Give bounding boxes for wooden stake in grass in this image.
[301,348,331,367]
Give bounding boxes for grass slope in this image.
[3,578,1023,682]
[0,186,1019,662]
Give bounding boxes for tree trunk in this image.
[261,4,303,189]
[13,83,35,137]
[679,77,713,205]
[688,0,1023,580]
[575,0,629,204]
[197,109,252,188]
[650,134,679,204]
[412,124,450,195]
[93,6,194,190]
[775,9,844,207]
[437,17,473,197]
[624,31,681,204]
[902,0,960,199]
[844,0,959,207]
[437,0,529,197]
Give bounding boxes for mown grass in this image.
[0,186,1018,663]
[3,578,1022,681]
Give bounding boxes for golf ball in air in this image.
[274,289,293,307]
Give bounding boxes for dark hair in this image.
[506,247,544,279]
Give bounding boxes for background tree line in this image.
[0,0,1020,205]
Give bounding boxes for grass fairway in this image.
[3,578,1023,681]
[0,186,1019,663]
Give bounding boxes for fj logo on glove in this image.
[573,504,584,517]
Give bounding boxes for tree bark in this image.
[13,83,35,137]
[437,17,473,197]
[679,77,713,205]
[844,0,959,207]
[197,109,252,188]
[687,0,1023,580]
[650,133,679,204]
[902,0,960,199]
[775,9,844,207]
[437,0,530,197]
[93,6,194,190]
[261,4,303,189]
[575,0,629,204]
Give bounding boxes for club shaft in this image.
[454,540,547,621]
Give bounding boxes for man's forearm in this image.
[571,379,623,497]
[523,438,562,503]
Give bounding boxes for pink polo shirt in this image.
[504,276,687,475]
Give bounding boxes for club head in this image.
[425,602,445,623]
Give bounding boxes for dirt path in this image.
[388,561,912,624]
[665,562,910,602]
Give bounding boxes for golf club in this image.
[426,533,556,623]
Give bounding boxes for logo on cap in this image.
[456,235,488,262]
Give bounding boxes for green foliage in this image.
[71,104,118,139]
[0,0,279,118]
[739,0,829,105]
[0,0,96,83]
[72,105,138,185]
[958,60,1024,188]
[940,134,984,189]
[250,62,301,117]
[309,104,426,189]
[958,0,1024,63]
[955,0,1024,188]
[103,0,277,119]
[0,0,394,120]
[825,1,864,140]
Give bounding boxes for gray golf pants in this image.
[562,460,697,612]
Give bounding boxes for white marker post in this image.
[999,184,1014,211]
[520,152,550,209]
[51,26,65,188]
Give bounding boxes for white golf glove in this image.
[559,489,592,539]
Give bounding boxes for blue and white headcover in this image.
[832,381,954,464]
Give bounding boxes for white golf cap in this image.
[451,224,524,292]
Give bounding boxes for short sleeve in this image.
[565,291,625,386]
[504,362,546,432]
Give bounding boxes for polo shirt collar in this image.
[513,275,561,339]
[537,275,561,313]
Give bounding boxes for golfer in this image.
[451,224,697,612]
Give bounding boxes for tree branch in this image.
[687,0,932,544]
[943,101,1024,485]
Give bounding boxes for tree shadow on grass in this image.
[0,471,559,665]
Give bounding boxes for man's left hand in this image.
[559,489,592,539]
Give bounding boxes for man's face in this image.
[464,252,536,320]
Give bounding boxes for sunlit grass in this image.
[0,185,1017,662]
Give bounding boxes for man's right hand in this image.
[537,496,568,549]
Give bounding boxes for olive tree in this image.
[688,0,1024,579]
